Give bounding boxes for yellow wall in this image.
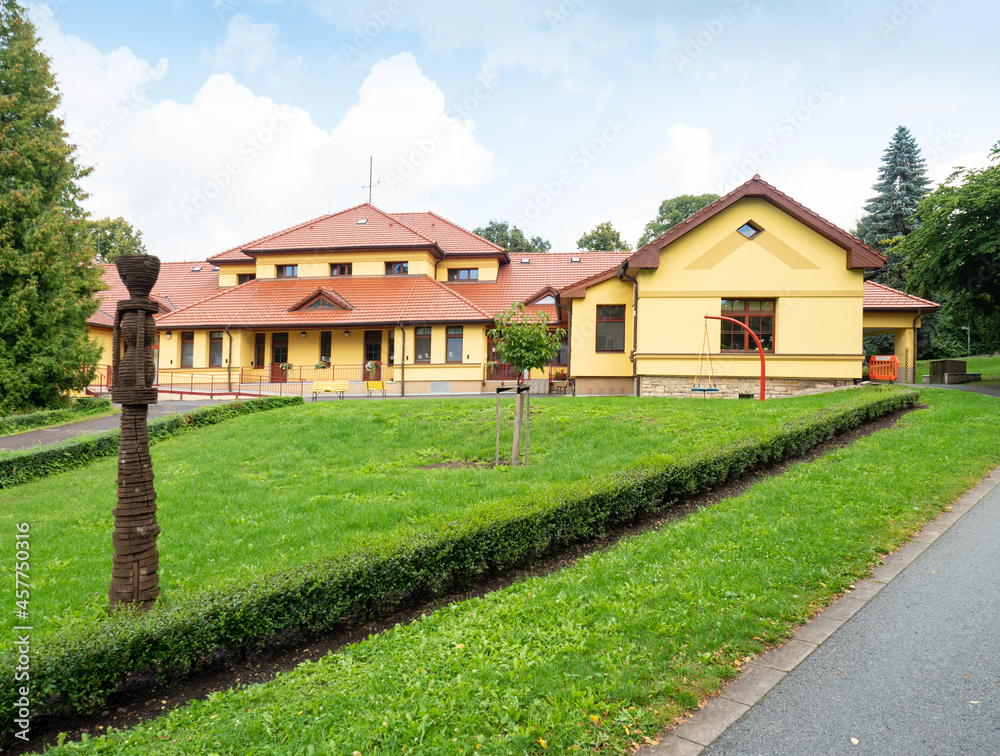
[218,264,256,287]
[436,258,500,282]
[256,250,438,279]
[569,277,634,378]
[89,328,114,366]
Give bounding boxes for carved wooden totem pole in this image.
[109,254,161,611]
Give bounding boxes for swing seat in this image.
[690,386,719,393]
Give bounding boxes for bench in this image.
[549,380,570,394]
[311,380,349,401]
[365,380,387,397]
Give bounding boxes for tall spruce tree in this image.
[0,0,102,412]
[857,125,931,289]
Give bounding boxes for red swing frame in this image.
[704,315,767,402]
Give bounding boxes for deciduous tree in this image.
[474,220,551,254]
[576,221,629,252]
[637,193,718,248]
[87,216,147,262]
[0,0,103,412]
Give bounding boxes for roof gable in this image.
[629,176,885,271]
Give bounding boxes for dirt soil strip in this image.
[12,406,917,754]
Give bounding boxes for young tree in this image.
[87,216,147,262]
[856,126,931,290]
[576,221,630,252]
[901,141,1000,325]
[487,303,564,465]
[637,193,718,248]
[474,219,551,254]
[0,0,103,412]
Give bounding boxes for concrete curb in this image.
[643,463,1000,755]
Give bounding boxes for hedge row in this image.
[0,387,918,742]
[0,396,303,489]
[0,397,112,437]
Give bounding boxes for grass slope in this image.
[2,391,881,645]
[41,388,1000,755]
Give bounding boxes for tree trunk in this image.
[511,390,524,465]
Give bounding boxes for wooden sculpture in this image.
[109,254,161,611]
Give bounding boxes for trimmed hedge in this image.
[0,387,917,743]
[0,396,303,489]
[0,397,112,437]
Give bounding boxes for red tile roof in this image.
[863,280,940,310]
[88,261,221,328]
[447,252,626,317]
[155,275,493,328]
[209,205,508,263]
[629,175,886,271]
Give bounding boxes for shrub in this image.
[0,398,112,437]
[0,388,917,744]
[0,396,303,489]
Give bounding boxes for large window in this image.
[238,273,256,285]
[720,299,775,351]
[319,331,332,363]
[209,331,223,367]
[330,263,352,276]
[385,261,408,275]
[446,326,463,362]
[552,334,569,366]
[272,332,289,364]
[181,332,194,367]
[447,268,478,281]
[415,327,431,363]
[276,265,298,279]
[596,305,625,353]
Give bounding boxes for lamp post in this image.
[962,326,970,356]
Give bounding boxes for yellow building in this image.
[562,176,936,397]
[87,179,936,399]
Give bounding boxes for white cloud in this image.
[204,13,302,79]
[36,14,497,262]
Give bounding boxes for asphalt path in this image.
[0,400,228,451]
[703,476,1000,754]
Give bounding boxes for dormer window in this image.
[306,298,338,309]
[385,261,408,275]
[738,221,763,239]
[535,295,555,304]
[237,273,256,285]
[447,268,478,281]
[331,263,352,276]
[276,265,298,278]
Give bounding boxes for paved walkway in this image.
[0,400,228,451]
[647,464,1000,755]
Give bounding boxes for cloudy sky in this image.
[30,0,998,262]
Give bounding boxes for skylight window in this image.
[191,266,202,271]
[570,257,581,263]
[520,258,531,264]
[356,218,367,225]
[737,221,763,239]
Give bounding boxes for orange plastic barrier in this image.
[868,355,899,382]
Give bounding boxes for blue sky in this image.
[30,0,998,261]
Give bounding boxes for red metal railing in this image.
[240,364,395,383]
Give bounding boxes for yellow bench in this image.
[365,380,387,397]
[311,380,349,401]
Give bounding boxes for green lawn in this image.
[916,354,1000,384]
[1,391,883,646]
[41,387,1000,755]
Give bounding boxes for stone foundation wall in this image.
[641,375,854,399]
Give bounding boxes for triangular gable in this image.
[524,286,559,306]
[629,175,886,271]
[288,287,354,312]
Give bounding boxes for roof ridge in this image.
[391,211,506,254]
[208,214,336,261]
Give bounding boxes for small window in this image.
[596,305,625,353]
[209,331,223,367]
[446,326,463,363]
[571,257,581,263]
[737,221,762,239]
[254,333,265,366]
[415,326,431,363]
[447,268,479,281]
[276,265,298,279]
[330,263,352,276]
[238,273,256,285]
[535,295,555,304]
[386,261,408,275]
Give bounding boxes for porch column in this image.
[893,328,915,383]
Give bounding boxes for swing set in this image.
[692,315,767,401]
